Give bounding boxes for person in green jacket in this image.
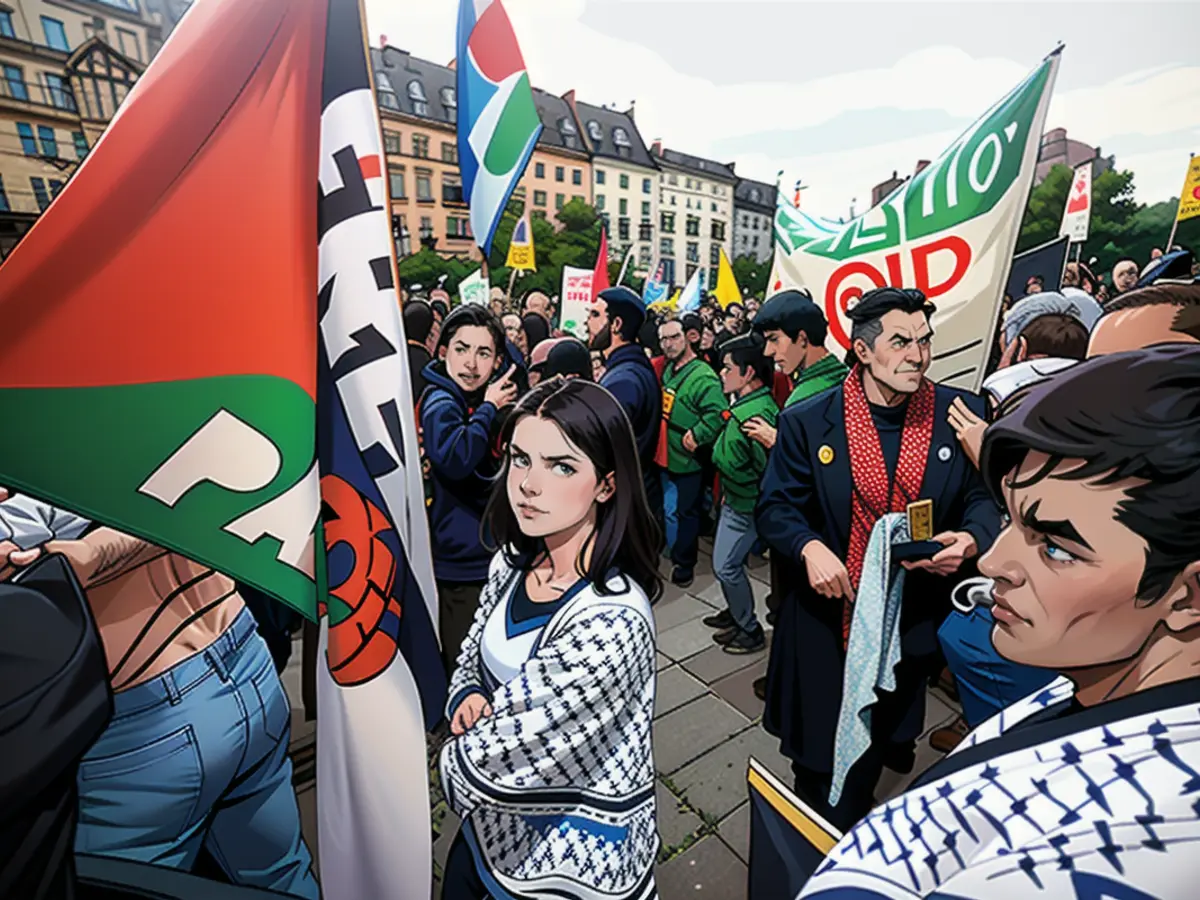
[701,333,779,654]
[656,314,728,588]
[745,290,849,696]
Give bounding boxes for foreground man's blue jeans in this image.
[713,502,761,632]
[938,606,1056,728]
[75,608,319,899]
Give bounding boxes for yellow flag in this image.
[713,248,741,309]
[1176,154,1200,223]
[505,211,537,271]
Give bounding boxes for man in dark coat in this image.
[589,286,662,519]
[756,287,1001,831]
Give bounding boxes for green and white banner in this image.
[774,49,1062,391]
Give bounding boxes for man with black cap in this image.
[588,285,663,518]
[756,286,1001,830]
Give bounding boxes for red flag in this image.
[592,226,610,299]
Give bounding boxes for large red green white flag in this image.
[775,49,1062,391]
[0,1,446,893]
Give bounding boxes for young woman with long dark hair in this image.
[439,377,663,900]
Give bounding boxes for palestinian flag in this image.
[0,0,445,895]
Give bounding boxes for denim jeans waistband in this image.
[109,607,260,719]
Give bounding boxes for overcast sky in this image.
[364,0,1200,217]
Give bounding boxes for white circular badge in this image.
[937,445,953,462]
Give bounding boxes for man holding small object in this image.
[756,286,1002,830]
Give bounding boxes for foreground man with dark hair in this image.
[798,344,1200,899]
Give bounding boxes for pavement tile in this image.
[656,782,704,849]
[656,666,710,719]
[680,639,770,687]
[710,659,768,720]
[718,802,751,865]
[670,725,783,821]
[654,694,750,775]
[656,652,671,672]
[655,592,719,633]
[655,836,747,900]
[657,617,722,662]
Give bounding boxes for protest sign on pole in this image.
[1167,153,1200,250]
[1059,161,1092,245]
[773,48,1062,391]
[559,265,593,339]
[458,267,489,306]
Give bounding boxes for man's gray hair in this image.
[850,317,885,351]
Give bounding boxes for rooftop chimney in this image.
[651,139,663,157]
[626,99,635,120]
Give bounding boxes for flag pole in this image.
[1166,153,1194,251]
[506,267,518,308]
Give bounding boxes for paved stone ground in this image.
[281,538,963,898]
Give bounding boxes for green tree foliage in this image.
[1017,164,1200,280]
[731,253,772,299]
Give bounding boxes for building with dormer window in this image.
[567,96,658,279]
[652,142,736,289]
[733,177,776,265]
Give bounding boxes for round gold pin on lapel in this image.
[818,445,835,465]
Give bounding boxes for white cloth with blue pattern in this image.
[830,512,910,806]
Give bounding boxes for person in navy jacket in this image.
[589,286,662,520]
[420,304,519,676]
[755,287,1001,831]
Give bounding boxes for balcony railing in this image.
[0,77,77,112]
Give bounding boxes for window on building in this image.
[750,188,761,203]
[419,216,433,239]
[711,221,726,241]
[383,130,402,154]
[586,121,603,143]
[415,170,433,201]
[45,74,73,110]
[638,221,653,242]
[619,198,628,215]
[16,123,36,155]
[668,174,678,186]
[36,125,56,157]
[618,218,630,241]
[441,142,457,163]
[375,71,399,109]
[686,242,699,263]
[447,215,472,239]
[532,209,547,220]
[710,244,721,265]
[30,176,50,210]
[442,174,464,204]
[639,245,652,266]
[685,178,692,190]
[641,201,651,219]
[555,193,565,210]
[407,80,428,116]
[48,178,63,198]
[572,169,582,186]
[595,194,605,211]
[388,166,407,199]
[612,127,631,157]
[753,236,760,249]
[0,11,13,39]
[393,213,411,257]
[3,65,25,101]
[595,169,605,185]
[669,195,676,206]
[711,202,718,213]
[412,134,429,158]
[535,162,545,179]
[555,166,564,182]
[534,190,547,207]
[440,86,456,122]
[559,117,578,150]
[661,212,675,233]
[619,173,629,190]
[41,17,69,51]
[660,237,674,257]
[642,178,651,194]
[709,267,719,289]
[686,216,700,237]
[115,27,141,61]
[72,130,88,159]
